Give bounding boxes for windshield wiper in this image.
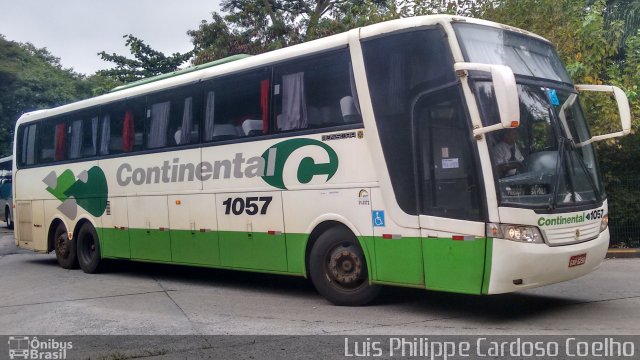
[565,139,603,202]
[549,136,567,210]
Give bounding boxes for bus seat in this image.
[320,106,339,124]
[212,124,238,139]
[110,136,123,151]
[308,107,322,127]
[41,149,54,160]
[241,119,263,136]
[340,96,359,123]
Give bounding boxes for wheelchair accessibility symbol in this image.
[372,210,385,227]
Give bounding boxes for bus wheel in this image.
[5,207,12,230]
[77,222,103,274]
[309,227,380,306]
[54,223,77,269]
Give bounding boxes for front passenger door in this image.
[414,86,488,294]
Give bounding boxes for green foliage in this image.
[97,34,193,83]
[0,36,90,156]
[188,0,391,64]
[84,74,123,97]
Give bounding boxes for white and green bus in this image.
[13,15,631,305]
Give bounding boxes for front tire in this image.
[54,223,77,269]
[77,222,103,273]
[309,227,380,306]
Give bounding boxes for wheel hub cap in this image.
[328,247,362,285]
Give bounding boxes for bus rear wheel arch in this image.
[76,222,103,274]
[52,221,77,269]
[308,226,380,306]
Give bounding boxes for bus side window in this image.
[101,97,145,154]
[362,27,456,215]
[36,119,66,164]
[147,86,201,149]
[18,124,37,166]
[202,68,270,142]
[272,48,359,132]
[67,112,99,159]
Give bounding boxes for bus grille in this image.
[542,221,601,245]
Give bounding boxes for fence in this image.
[607,176,640,248]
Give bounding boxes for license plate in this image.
[569,253,587,267]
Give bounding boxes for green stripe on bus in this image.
[482,238,493,295]
[374,236,424,285]
[98,228,490,294]
[422,237,487,294]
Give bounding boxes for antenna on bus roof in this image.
[109,54,252,93]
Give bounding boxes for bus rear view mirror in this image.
[573,84,631,147]
[455,62,520,137]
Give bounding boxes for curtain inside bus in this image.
[123,110,135,152]
[54,123,66,161]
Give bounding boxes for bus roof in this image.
[14,15,549,127]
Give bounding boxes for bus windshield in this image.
[454,23,604,210]
[453,22,571,84]
[476,83,604,210]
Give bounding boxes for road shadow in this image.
[24,255,582,322]
[376,286,579,321]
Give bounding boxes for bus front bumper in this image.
[486,229,609,294]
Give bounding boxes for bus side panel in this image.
[370,188,424,286]
[100,197,130,259]
[15,161,99,251]
[168,194,220,266]
[422,237,486,294]
[282,188,375,279]
[127,196,171,262]
[16,200,45,251]
[216,191,287,271]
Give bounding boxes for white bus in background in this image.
[0,155,13,229]
[13,15,631,305]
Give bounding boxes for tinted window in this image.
[67,110,99,159]
[415,87,483,221]
[37,119,67,164]
[18,124,37,166]
[202,68,270,142]
[273,48,361,132]
[146,86,202,149]
[454,23,571,83]
[363,28,456,215]
[100,97,146,154]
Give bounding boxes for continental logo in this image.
[537,209,604,227]
[43,166,108,219]
[114,138,338,190]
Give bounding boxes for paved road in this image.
[1,228,639,336]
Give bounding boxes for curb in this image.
[606,249,640,258]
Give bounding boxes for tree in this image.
[0,36,90,156]
[97,34,193,83]
[188,0,390,64]
[599,0,640,50]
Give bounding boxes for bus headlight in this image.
[600,215,609,232]
[486,223,544,243]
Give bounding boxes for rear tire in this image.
[77,222,103,273]
[5,207,12,230]
[309,227,380,306]
[54,223,77,269]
